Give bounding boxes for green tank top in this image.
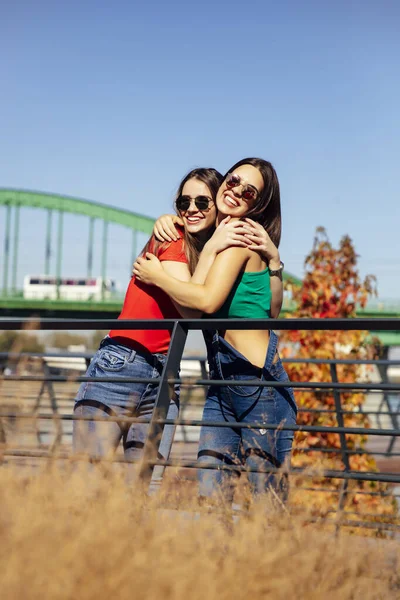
[212,267,271,319]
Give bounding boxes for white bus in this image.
[23,275,117,301]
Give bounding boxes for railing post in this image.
[11,204,20,294]
[384,391,399,456]
[56,211,63,299]
[131,229,137,270]
[45,209,52,275]
[138,321,188,487]
[376,352,398,455]
[2,203,11,296]
[32,360,62,449]
[101,220,108,301]
[87,217,95,278]
[330,362,351,530]
[200,359,208,380]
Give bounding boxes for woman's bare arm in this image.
[160,261,200,318]
[267,258,283,318]
[190,218,251,285]
[134,247,249,313]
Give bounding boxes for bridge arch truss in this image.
[0,188,155,297]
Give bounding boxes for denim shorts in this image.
[198,331,297,500]
[73,337,179,470]
[75,337,168,414]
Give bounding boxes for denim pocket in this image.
[227,373,264,397]
[96,348,127,372]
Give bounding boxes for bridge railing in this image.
[1,317,399,534]
[0,351,398,452]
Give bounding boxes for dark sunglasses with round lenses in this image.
[176,195,213,212]
[225,173,259,201]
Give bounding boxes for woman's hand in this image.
[204,216,252,255]
[244,218,280,266]
[153,214,184,242]
[133,253,165,285]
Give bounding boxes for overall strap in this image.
[264,331,279,371]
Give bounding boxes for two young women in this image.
[73,167,261,488]
[134,158,297,501]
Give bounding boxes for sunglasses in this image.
[176,195,214,212]
[225,172,259,201]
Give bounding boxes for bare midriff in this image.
[222,329,271,368]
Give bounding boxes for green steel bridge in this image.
[1,188,399,347]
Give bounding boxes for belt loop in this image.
[128,349,137,363]
[99,336,109,349]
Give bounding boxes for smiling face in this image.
[216,164,264,220]
[177,177,217,235]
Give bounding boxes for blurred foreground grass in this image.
[0,462,399,600]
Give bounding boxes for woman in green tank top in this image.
[134,158,297,504]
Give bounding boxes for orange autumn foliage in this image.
[280,227,397,527]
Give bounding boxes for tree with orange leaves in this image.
[281,227,397,528]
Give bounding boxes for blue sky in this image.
[1,0,399,301]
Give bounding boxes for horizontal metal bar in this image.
[174,379,400,391]
[146,460,400,483]
[2,375,160,384]
[138,505,398,531]
[2,448,399,484]
[282,358,400,365]
[297,487,400,498]
[157,419,399,436]
[2,351,400,367]
[297,408,400,417]
[294,448,400,457]
[326,509,399,522]
[10,421,400,456]
[306,517,399,532]
[1,317,399,331]
[1,413,398,437]
[2,374,400,392]
[0,351,96,360]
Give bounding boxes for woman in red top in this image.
[73,167,254,487]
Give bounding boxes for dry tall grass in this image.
[0,461,398,600]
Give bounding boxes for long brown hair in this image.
[224,158,282,247]
[141,168,223,273]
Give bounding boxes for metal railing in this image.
[1,317,399,533]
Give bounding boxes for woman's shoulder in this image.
[245,249,267,272]
[218,246,266,271]
[215,245,252,266]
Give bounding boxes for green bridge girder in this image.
[0,188,155,232]
[0,188,156,298]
